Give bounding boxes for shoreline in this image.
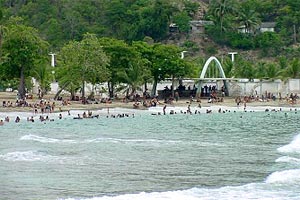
[0,98,299,115]
[0,91,299,116]
[0,97,299,113]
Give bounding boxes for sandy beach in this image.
[0,91,299,114]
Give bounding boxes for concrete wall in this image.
[228,79,300,97]
[42,79,300,98]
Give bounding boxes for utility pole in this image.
[49,52,56,67]
[49,52,56,82]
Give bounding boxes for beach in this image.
[0,91,298,114]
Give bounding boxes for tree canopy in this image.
[1,0,300,99]
[1,17,48,98]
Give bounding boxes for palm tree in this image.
[265,63,280,80]
[222,57,235,78]
[283,58,300,79]
[237,4,260,34]
[210,0,236,33]
[117,61,147,99]
[32,63,51,99]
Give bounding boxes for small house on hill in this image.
[238,22,276,34]
[190,20,214,34]
[169,23,179,33]
[259,22,276,33]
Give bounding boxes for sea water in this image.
[0,107,300,200]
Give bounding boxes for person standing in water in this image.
[187,104,192,114]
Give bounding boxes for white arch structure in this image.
[200,56,226,79]
[197,56,229,96]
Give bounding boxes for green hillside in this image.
[0,0,300,98]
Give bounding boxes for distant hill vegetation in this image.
[1,0,300,74]
[1,0,300,99]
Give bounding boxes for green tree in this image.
[284,58,300,78]
[234,59,255,79]
[1,17,48,99]
[255,61,279,80]
[173,11,191,33]
[58,33,110,100]
[132,40,154,91]
[31,61,51,99]
[182,0,199,18]
[99,37,141,98]
[117,60,148,98]
[0,9,3,59]
[255,32,282,56]
[237,3,260,34]
[150,43,192,97]
[209,0,236,34]
[139,0,176,41]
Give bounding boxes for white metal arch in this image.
[200,56,226,79]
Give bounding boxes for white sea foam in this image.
[60,184,296,200]
[85,137,180,144]
[276,156,300,164]
[0,151,59,162]
[20,134,76,143]
[265,169,300,184]
[277,134,300,153]
[20,135,183,145]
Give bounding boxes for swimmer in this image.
[15,116,20,123]
[5,116,9,122]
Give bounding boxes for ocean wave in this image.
[20,135,222,147]
[276,156,300,164]
[59,184,295,200]
[0,151,60,162]
[265,169,300,184]
[20,134,76,143]
[84,137,181,144]
[277,134,300,153]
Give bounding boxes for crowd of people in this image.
[0,86,300,126]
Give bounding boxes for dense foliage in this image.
[0,0,300,98]
[206,0,300,55]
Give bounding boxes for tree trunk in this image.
[71,91,76,101]
[54,82,70,100]
[151,79,158,97]
[0,27,2,59]
[108,81,114,98]
[81,81,85,99]
[144,82,147,91]
[18,65,26,99]
[171,75,175,98]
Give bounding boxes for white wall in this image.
[228,79,300,97]
[37,79,300,98]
